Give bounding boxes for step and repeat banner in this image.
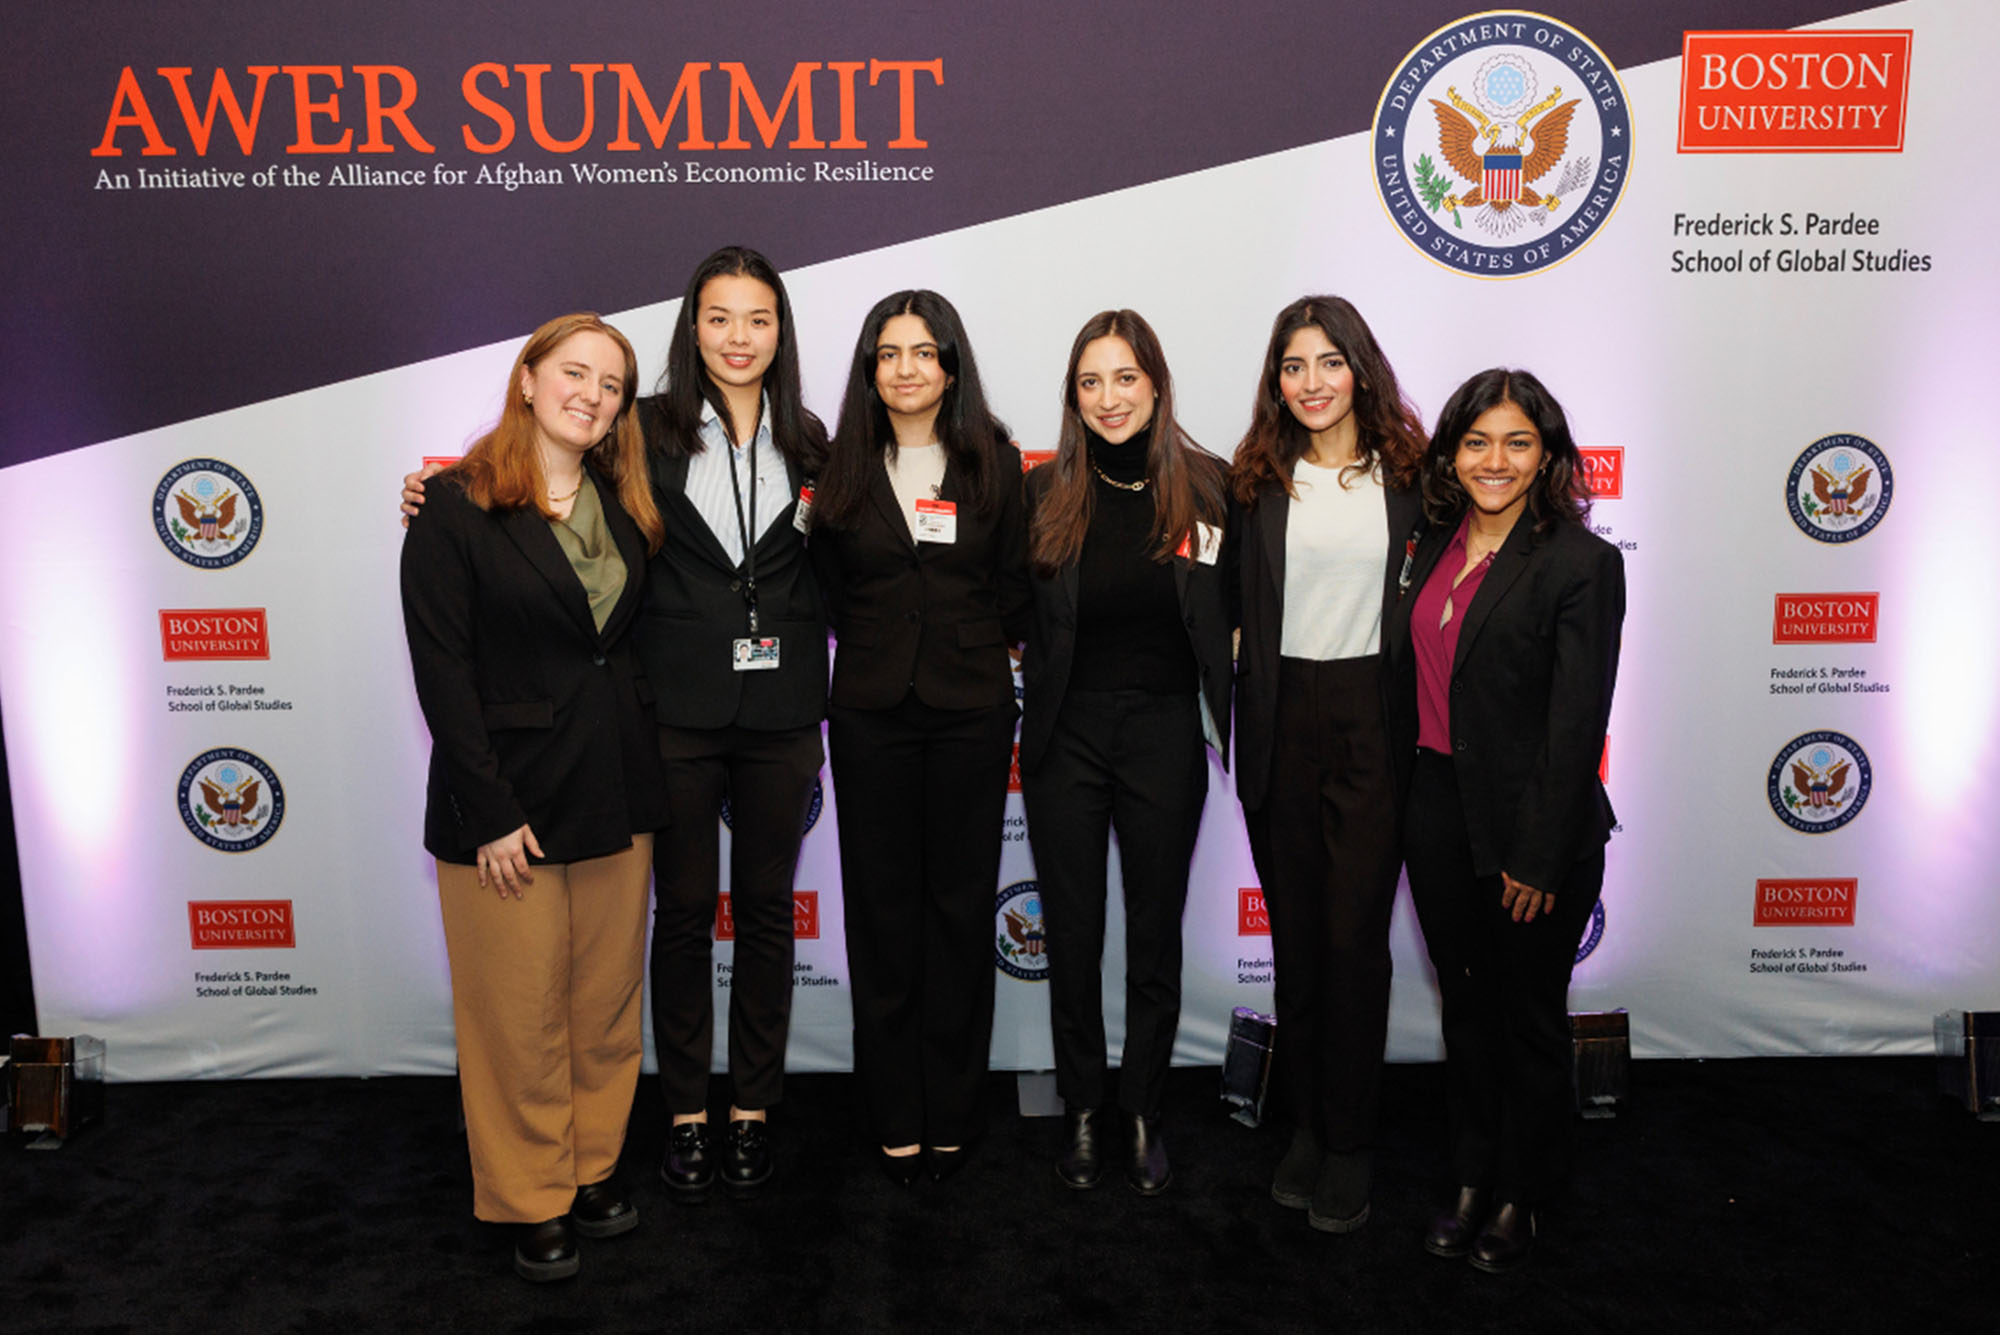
[2,1,1993,1080]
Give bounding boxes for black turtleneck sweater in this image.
[1069,428,1199,696]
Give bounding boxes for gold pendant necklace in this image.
[1091,462,1146,492]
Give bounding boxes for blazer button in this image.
[729,579,742,593]
[1454,740,1467,752]
[593,654,607,667]
[1451,681,1462,694]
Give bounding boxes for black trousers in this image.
[649,722,824,1115]
[1022,689,1207,1120]
[1403,748,1602,1204]
[828,693,1015,1148]
[1242,655,1401,1153]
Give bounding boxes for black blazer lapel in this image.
[868,452,916,553]
[597,473,650,645]
[1383,484,1425,613]
[499,505,597,642]
[1257,479,1289,598]
[1451,517,1537,675]
[656,451,739,572]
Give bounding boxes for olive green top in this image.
[550,473,627,632]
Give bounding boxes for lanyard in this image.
[725,430,760,635]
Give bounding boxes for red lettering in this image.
[283,66,352,154]
[355,65,436,153]
[517,63,603,153]
[461,63,516,153]
[605,62,713,151]
[718,62,826,149]
[92,66,174,157]
[157,67,279,155]
[870,59,942,148]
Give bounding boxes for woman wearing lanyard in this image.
[1020,309,1232,1195]
[807,290,1028,1183]
[1228,296,1426,1233]
[404,247,828,1196]
[635,246,828,1198]
[1385,368,1623,1272]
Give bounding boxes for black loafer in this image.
[928,1146,969,1184]
[1423,1186,1486,1258]
[1270,1127,1322,1210]
[571,1180,639,1238]
[1469,1202,1535,1273]
[721,1118,772,1191]
[1125,1112,1171,1196]
[879,1148,923,1186]
[513,1216,579,1283]
[1056,1108,1102,1190]
[1306,1150,1372,1233]
[661,1121,715,1199]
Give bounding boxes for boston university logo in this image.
[1767,731,1871,833]
[154,459,263,568]
[178,747,285,851]
[1374,12,1632,276]
[1787,434,1891,543]
[994,880,1047,981]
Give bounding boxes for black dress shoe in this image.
[878,1148,923,1186]
[1125,1112,1171,1196]
[1270,1127,1321,1209]
[928,1146,969,1184]
[721,1118,772,1191]
[1307,1150,1372,1233]
[512,1216,579,1283]
[1056,1108,1103,1190]
[1469,1201,1535,1273]
[661,1121,715,1199]
[1423,1186,1486,1258]
[571,1180,639,1238]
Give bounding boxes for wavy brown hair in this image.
[1420,367,1590,532]
[1227,295,1424,506]
[450,312,664,552]
[1029,309,1225,579]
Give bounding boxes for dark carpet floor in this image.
[2,1058,1992,1334]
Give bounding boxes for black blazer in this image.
[1382,513,1625,894]
[810,437,1030,713]
[401,472,668,865]
[1018,457,1236,773]
[634,398,828,732]
[1233,474,1425,812]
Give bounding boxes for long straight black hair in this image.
[648,244,826,470]
[812,289,1008,529]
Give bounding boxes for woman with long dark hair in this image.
[1020,310,1232,1194]
[407,247,828,1199]
[1228,296,1426,1233]
[401,313,666,1281]
[808,289,1028,1183]
[1385,369,1623,1272]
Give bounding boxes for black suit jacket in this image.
[1018,457,1236,773]
[634,398,828,732]
[1232,474,1425,812]
[810,437,1030,712]
[1382,513,1625,893]
[402,472,668,865]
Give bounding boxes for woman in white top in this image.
[1227,296,1426,1234]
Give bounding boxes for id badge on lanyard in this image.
[727,436,781,671]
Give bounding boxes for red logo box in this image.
[421,456,461,470]
[1680,31,1912,153]
[1008,743,1023,793]
[1773,593,1879,644]
[1020,450,1056,471]
[1753,878,1857,926]
[160,608,270,661]
[716,891,821,941]
[1578,447,1623,499]
[189,899,296,949]
[1238,888,1270,936]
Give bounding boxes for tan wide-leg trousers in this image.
[435,835,652,1223]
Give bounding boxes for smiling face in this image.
[1277,325,1355,438]
[694,272,780,390]
[874,313,953,426]
[1453,399,1544,526]
[518,329,628,457]
[1073,335,1156,444]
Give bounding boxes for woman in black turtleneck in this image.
[1020,310,1234,1195]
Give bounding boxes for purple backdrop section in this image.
[2,1,1855,464]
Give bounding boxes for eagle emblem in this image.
[1808,461,1872,519]
[1003,906,1044,958]
[175,486,239,543]
[1419,62,1592,237]
[1787,757,1851,811]
[994,882,1049,980]
[199,774,263,828]
[1768,732,1872,834]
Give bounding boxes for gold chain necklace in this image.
[1091,462,1147,492]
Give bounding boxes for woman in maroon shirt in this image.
[1383,368,1624,1273]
